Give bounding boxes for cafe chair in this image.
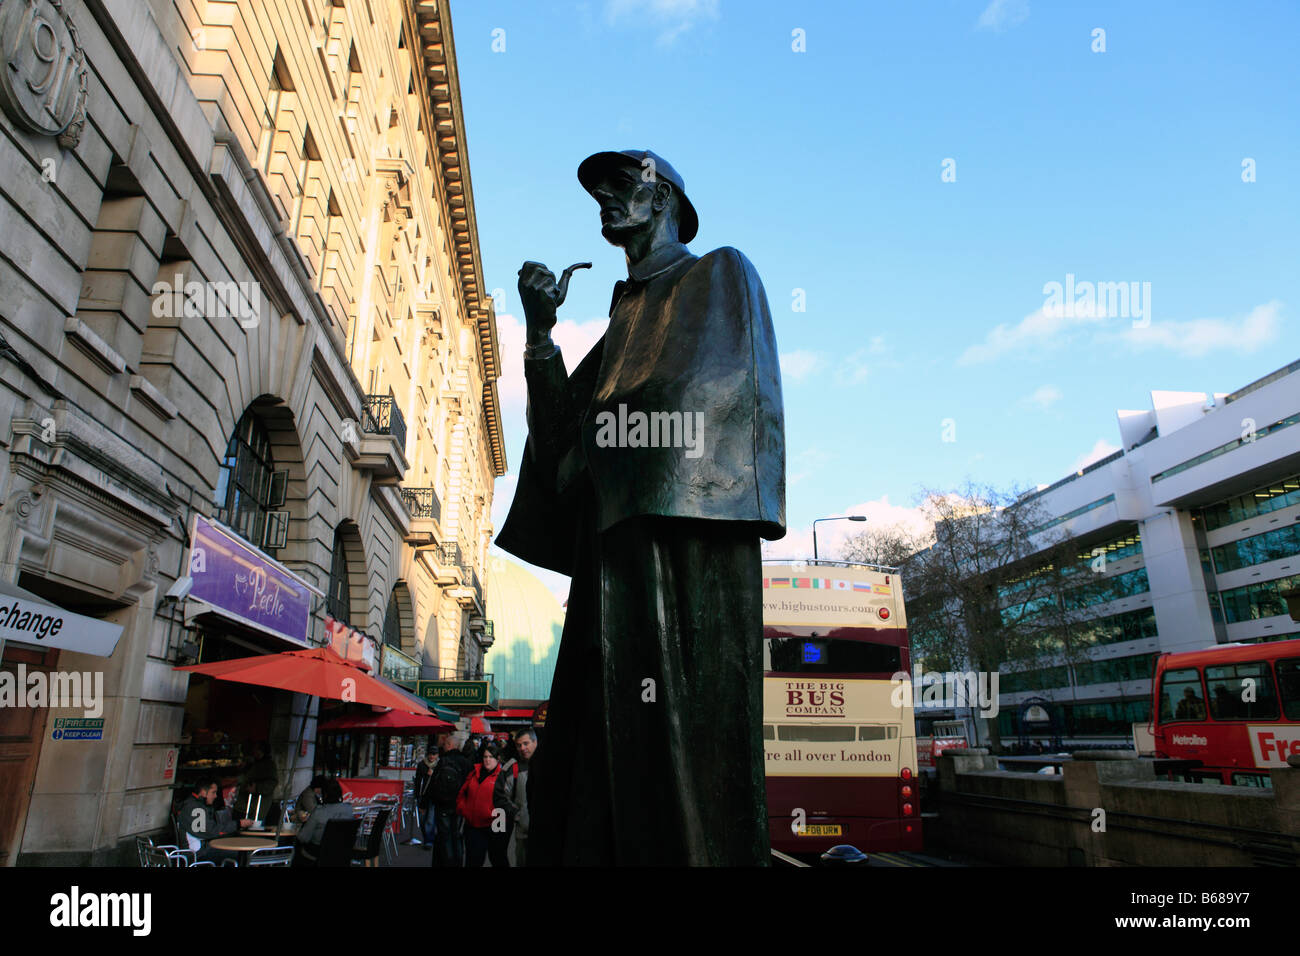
[351,808,391,867]
[137,835,185,867]
[247,846,295,867]
[313,818,362,867]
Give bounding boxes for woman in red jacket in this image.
[456,743,510,867]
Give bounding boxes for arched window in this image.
[382,589,401,647]
[215,410,286,553]
[327,529,351,625]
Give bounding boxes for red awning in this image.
[482,709,536,719]
[319,710,455,734]
[176,646,432,715]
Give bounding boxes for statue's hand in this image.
[518,260,591,347]
[518,261,559,346]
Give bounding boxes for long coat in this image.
[496,242,785,865]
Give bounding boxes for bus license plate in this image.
[797,825,842,837]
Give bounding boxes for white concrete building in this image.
[993,358,1300,742]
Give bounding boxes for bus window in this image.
[763,724,775,741]
[1278,659,1300,721]
[1231,772,1272,789]
[858,725,900,741]
[766,638,902,674]
[1205,662,1278,720]
[1159,668,1206,722]
[776,725,856,742]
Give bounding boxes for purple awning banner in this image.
[186,515,316,645]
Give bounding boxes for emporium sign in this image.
[0,0,89,148]
[417,679,493,708]
[186,514,316,646]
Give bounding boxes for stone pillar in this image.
[1063,750,1155,866]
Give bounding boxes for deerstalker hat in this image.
[577,149,699,243]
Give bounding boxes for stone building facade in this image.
[0,0,502,864]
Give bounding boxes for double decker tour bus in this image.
[1151,637,1300,786]
[762,560,922,854]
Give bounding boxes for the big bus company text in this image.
[762,560,921,855]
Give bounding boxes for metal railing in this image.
[438,541,462,569]
[362,394,407,450]
[399,487,440,521]
[466,566,485,612]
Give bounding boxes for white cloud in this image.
[604,0,719,45]
[786,445,833,488]
[1067,439,1121,474]
[1022,384,1063,409]
[780,350,820,383]
[977,0,1029,31]
[958,303,1105,365]
[495,311,608,426]
[834,336,891,385]
[763,497,935,563]
[1118,301,1282,358]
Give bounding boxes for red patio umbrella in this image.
[175,646,432,714]
[319,710,454,734]
[175,646,433,835]
[469,715,491,734]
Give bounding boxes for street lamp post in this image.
[812,515,866,562]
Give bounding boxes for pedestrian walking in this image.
[412,749,439,847]
[457,743,510,867]
[430,732,472,867]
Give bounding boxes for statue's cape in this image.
[496,246,786,576]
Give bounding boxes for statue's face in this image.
[590,164,671,245]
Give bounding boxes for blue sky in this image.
[450,0,1300,599]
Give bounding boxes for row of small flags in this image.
[764,578,892,594]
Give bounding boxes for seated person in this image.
[294,778,355,865]
[179,779,253,863]
[294,775,328,824]
[1175,687,1206,720]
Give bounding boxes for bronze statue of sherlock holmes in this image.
[495,149,786,865]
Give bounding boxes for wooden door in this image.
[0,644,56,866]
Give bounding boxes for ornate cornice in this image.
[408,0,505,477]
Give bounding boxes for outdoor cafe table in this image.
[209,835,278,866]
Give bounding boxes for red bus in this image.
[1151,638,1300,786]
[761,560,922,855]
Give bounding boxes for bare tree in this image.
[840,522,932,569]
[888,481,1110,752]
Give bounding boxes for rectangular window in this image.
[776,725,856,743]
[765,638,901,675]
[1275,658,1300,721]
[858,725,900,741]
[1158,667,1206,723]
[1218,572,1300,624]
[1205,662,1278,720]
[1152,418,1300,483]
[1211,522,1300,574]
[1198,474,1300,531]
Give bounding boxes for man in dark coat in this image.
[496,149,785,865]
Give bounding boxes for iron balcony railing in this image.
[466,565,485,613]
[399,486,441,522]
[436,541,485,613]
[362,394,407,450]
[439,541,462,569]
